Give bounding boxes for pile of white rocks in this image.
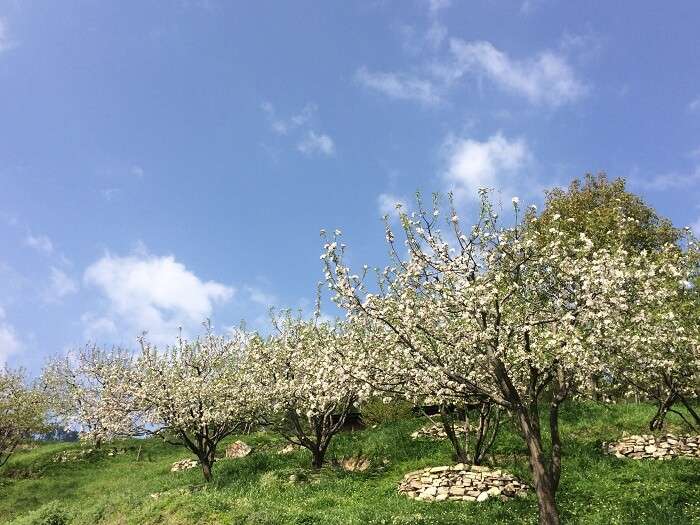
[225,440,252,459]
[170,458,198,472]
[411,423,469,440]
[603,434,700,460]
[398,464,528,502]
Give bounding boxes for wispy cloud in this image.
[297,130,335,157]
[449,39,588,107]
[355,67,441,106]
[45,267,78,302]
[261,102,316,135]
[377,192,408,218]
[24,232,54,255]
[0,18,16,53]
[262,102,335,158]
[0,307,22,365]
[639,166,700,191]
[689,96,700,113]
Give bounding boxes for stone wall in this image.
[603,434,700,460]
[410,423,469,440]
[398,464,528,502]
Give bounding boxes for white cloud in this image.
[83,250,234,344]
[442,133,530,202]
[356,66,441,106]
[427,0,451,13]
[131,166,145,177]
[449,39,588,107]
[0,18,16,53]
[24,232,54,255]
[261,101,316,135]
[691,217,700,237]
[689,96,700,113]
[45,267,78,302]
[297,130,335,157]
[100,188,121,201]
[639,167,700,191]
[0,309,22,365]
[245,286,278,308]
[377,193,408,218]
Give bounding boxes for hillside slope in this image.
[1,403,698,525]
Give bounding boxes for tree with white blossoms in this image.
[42,346,134,446]
[610,233,700,431]
[321,190,680,525]
[344,313,501,466]
[129,327,260,481]
[247,312,359,469]
[76,326,258,482]
[535,174,699,430]
[1,368,48,467]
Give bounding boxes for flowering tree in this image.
[322,191,678,525]
[344,314,501,465]
[610,236,700,431]
[56,328,258,482]
[247,312,359,469]
[42,346,134,446]
[0,368,48,467]
[121,327,259,481]
[537,174,699,429]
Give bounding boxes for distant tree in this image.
[247,313,359,469]
[42,346,134,446]
[0,368,48,467]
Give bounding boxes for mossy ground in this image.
[1,402,698,525]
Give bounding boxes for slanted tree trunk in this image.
[439,404,469,464]
[650,393,678,431]
[678,394,700,430]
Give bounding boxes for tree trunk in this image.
[678,394,700,430]
[650,393,677,431]
[518,411,560,525]
[440,406,470,464]
[311,446,326,469]
[201,459,213,482]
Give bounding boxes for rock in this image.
[278,443,300,455]
[604,434,700,460]
[225,441,252,459]
[477,492,490,502]
[171,459,198,472]
[340,455,371,472]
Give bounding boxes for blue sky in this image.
[1,1,700,372]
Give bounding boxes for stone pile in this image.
[170,458,198,472]
[225,440,252,459]
[411,423,469,440]
[277,443,300,455]
[398,464,528,502]
[339,455,371,472]
[604,434,700,460]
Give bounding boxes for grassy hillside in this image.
[1,402,698,525]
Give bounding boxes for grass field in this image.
[1,402,698,525]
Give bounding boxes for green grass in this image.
[0,402,698,525]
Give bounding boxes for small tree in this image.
[322,190,677,525]
[42,346,134,446]
[0,368,48,467]
[125,328,258,481]
[248,313,359,469]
